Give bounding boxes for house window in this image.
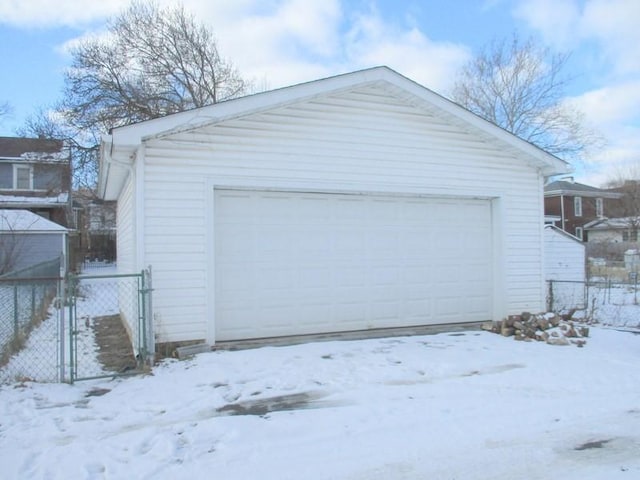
[622,230,638,242]
[575,226,583,240]
[13,165,32,190]
[596,198,603,217]
[574,196,582,217]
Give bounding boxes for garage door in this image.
[214,189,493,341]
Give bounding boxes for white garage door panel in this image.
[214,189,493,341]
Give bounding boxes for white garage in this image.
[98,66,570,347]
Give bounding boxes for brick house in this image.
[544,179,622,241]
[0,136,72,227]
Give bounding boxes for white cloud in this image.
[342,10,470,92]
[580,0,640,75]
[515,0,640,185]
[512,0,581,48]
[514,0,640,76]
[0,0,126,27]
[568,81,640,185]
[569,81,640,126]
[1,0,470,94]
[186,0,470,92]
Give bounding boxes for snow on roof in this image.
[0,193,69,205]
[0,209,67,232]
[0,136,67,163]
[583,217,639,230]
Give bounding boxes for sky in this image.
[0,0,639,186]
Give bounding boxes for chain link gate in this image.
[67,267,153,383]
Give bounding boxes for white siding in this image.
[115,172,139,344]
[139,85,546,342]
[116,173,135,273]
[544,227,585,281]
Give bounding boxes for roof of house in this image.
[99,66,571,200]
[0,136,67,162]
[0,209,67,232]
[544,179,622,199]
[584,217,639,230]
[544,224,585,244]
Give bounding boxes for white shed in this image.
[99,66,569,346]
[0,209,67,275]
[544,225,585,282]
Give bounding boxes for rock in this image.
[536,317,550,330]
[505,315,520,327]
[481,321,496,332]
[521,312,532,322]
[535,331,550,342]
[564,326,578,338]
[501,327,515,337]
[547,337,570,346]
[579,327,590,337]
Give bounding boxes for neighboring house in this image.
[0,136,72,228]
[544,225,585,282]
[0,209,67,275]
[74,190,117,262]
[544,178,622,241]
[84,200,116,261]
[98,66,569,347]
[583,217,640,243]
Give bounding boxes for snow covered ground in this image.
[1,322,639,479]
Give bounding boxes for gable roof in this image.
[0,136,65,161]
[0,209,67,233]
[544,180,622,199]
[99,66,571,199]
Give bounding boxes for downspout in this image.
[560,195,565,232]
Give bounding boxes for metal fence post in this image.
[58,277,65,383]
[13,284,19,344]
[68,275,76,384]
[145,266,154,366]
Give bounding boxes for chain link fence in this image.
[547,279,640,328]
[0,259,64,383]
[0,261,153,385]
[67,267,153,383]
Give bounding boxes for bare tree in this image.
[451,35,600,161]
[0,101,11,118]
[20,1,249,190]
[605,163,640,242]
[0,101,12,127]
[63,1,248,134]
[18,108,97,192]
